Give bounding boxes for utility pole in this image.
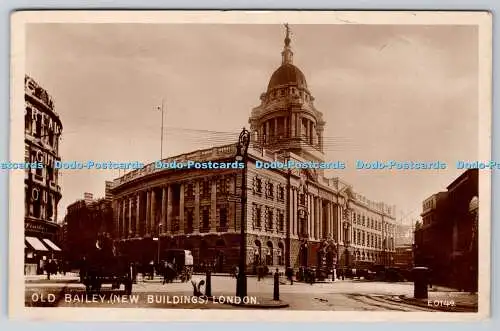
[157,99,166,161]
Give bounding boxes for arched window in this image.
[277,242,284,265]
[266,241,274,266]
[254,240,262,265]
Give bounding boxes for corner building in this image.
[111,30,396,273]
[24,75,63,275]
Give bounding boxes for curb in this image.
[226,299,289,309]
[25,278,80,284]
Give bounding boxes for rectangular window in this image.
[267,182,274,199]
[266,209,274,231]
[254,178,263,194]
[186,210,194,233]
[35,116,42,138]
[278,186,285,200]
[278,212,284,232]
[202,181,210,197]
[299,193,306,206]
[255,205,262,228]
[187,184,194,198]
[25,108,32,134]
[219,207,227,229]
[218,178,228,195]
[201,208,210,231]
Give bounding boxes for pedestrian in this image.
[309,268,315,285]
[162,260,169,285]
[286,267,294,285]
[46,259,52,280]
[149,260,155,280]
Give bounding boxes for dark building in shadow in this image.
[63,192,114,268]
[415,169,478,291]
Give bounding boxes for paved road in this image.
[24,275,450,311]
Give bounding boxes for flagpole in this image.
[159,99,165,161]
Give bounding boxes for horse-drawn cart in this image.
[161,249,194,283]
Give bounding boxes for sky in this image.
[25,23,479,225]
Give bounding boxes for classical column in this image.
[291,114,296,137]
[146,190,151,235]
[266,121,271,143]
[308,195,313,239]
[332,203,336,240]
[136,193,141,237]
[328,202,332,240]
[307,121,314,145]
[179,183,185,234]
[319,199,323,239]
[312,196,316,239]
[161,187,167,233]
[290,188,295,236]
[117,200,122,239]
[311,197,315,239]
[274,117,278,138]
[318,128,324,151]
[313,123,317,144]
[128,197,133,237]
[167,185,173,233]
[315,197,319,239]
[338,205,343,244]
[122,200,127,238]
[194,181,200,233]
[151,189,156,233]
[297,115,301,138]
[324,201,329,238]
[210,179,217,232]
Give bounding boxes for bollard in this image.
[205,269,212,297]
[273,269,280,301]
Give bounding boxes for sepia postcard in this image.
[9,10,492,321]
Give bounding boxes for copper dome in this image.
[267,63,308,91]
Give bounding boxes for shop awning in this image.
[43,238,61,251]
[26,236,49,251]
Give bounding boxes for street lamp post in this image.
[235,127,250,299]
[157,224,162,264]
[153,224,162,265]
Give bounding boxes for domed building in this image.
[249,27,326,164]
[110,27,397,275]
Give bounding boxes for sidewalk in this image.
[25,272,80,283]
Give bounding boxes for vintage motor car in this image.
[80,233,134,294]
